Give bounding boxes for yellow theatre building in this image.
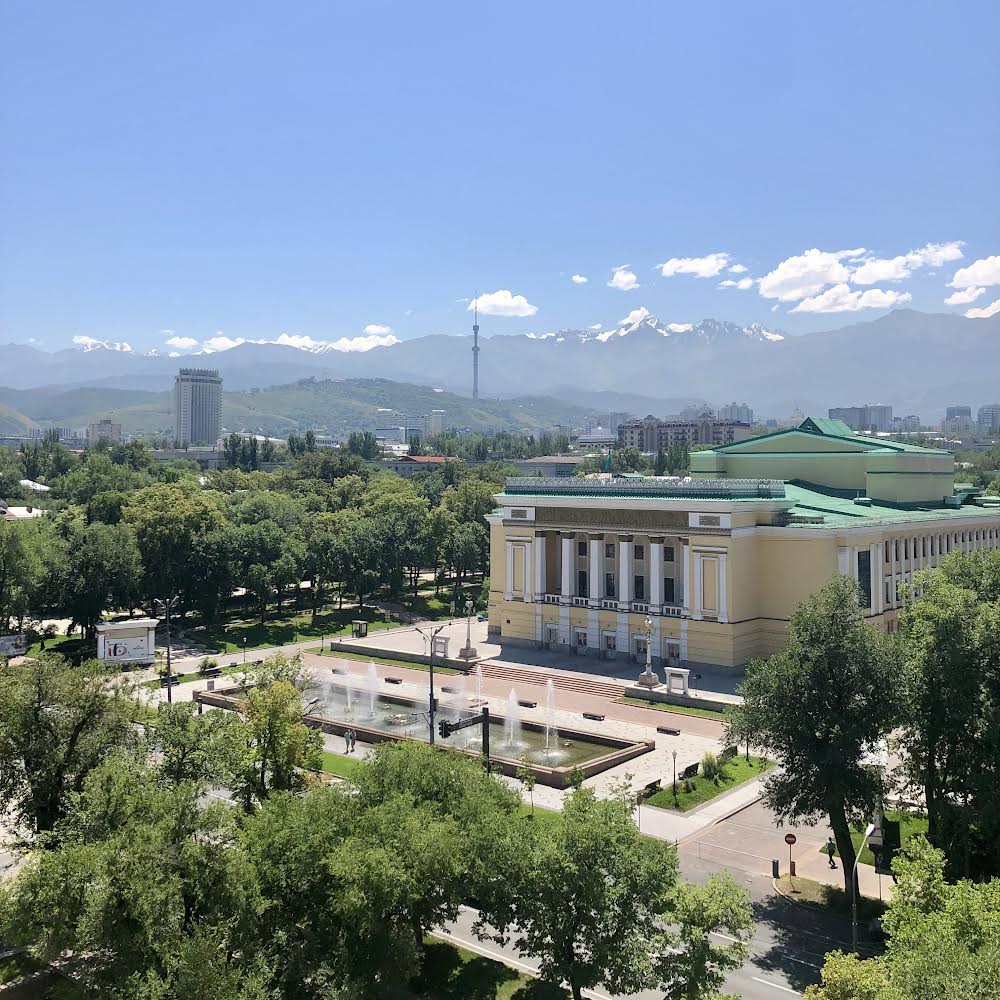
[487,417,1000,670]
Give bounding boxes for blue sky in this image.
[2,1,998,356]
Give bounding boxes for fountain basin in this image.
[195,682,653,788]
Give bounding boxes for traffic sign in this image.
[784,833,797,846]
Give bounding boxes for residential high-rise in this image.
[87,419,122,445]
[978,404,1000,433]
[174,368,222,446]
[828,404,892,432]
[617,414,751,451]
[946,405,972,421]
[428,409,445,435]
[718,402,754,424]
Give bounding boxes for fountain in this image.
[543,679,558,755]
[474,663,484,705]
[341,671,355,718]
[365,662,379,718]
[502,688,524,751]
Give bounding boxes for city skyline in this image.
[2,2,997,353]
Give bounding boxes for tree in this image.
[304,429,317,453]
[346,430,380,461]
[0,655,138,833]
[727,576,902,892]
[896,553,1000,878]
[151,701,228,786]
[220,672,323,811]
[0,519,46,632]
[479,786,752,1000]
[654,446,668,476]
[806,836,1000,1000]
[57,520,144,638]
[0,756,267,999]
[408,433,422,456]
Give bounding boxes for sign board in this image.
[101,635,153,663]
[784,833,797,846]
[96,619,158,666]
[0,634,27,657]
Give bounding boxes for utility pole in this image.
[154,595,180,704]
[438,707,491,774]
[415,623,446,743]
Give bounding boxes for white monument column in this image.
[504,539,514,601]
[560,533,574,600]
[534,531,547,599]
[588,534,602,604]
[618,535,633,609]
[649,536,664,612]
[718,552,728,623]
[889,538,898,608]
[681,539,690,612]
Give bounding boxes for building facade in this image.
[718,402,754,424]
[87,419,123,445]
[488,417,1000,669]
[828,404,893,432]
[978,404,1000,433]
[617,414,751,451]
[174,368,222,447]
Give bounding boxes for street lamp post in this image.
[672,749,678,798]
[242,636,247,664]
[459,598,478,660]
[154,595,180,704]
[852,823,877,950]
[638,614,658,688]
[415,623,445,744]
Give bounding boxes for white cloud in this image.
[950,255,1000,290]
[595,329,616,342]
[758,247,866,302]
[718,277,753,290]
[791,283,912,314]
[728,263,748,274]
[658,252,730,278]
[159,328,175,335]
[619,306,651,326]
[945,286,986,306]
[852,241,964,285]
[666,322,694,333]
[168,351,180,358]
[966,298,1000,319]
[363,323,394,336]
[201,334,246,352]
[468,289,538,317]
[588,323,603,330]
[165,335,199,350]
[326,333,400,351]
[607,265,640,291]
[571,274,588,284]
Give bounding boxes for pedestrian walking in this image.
[826,838,837,869]
[344,730,351,753]
[350,731,357,754]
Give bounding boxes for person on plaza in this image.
[344,730,351,753]
[826,838,837,869]
[350,730,357,753]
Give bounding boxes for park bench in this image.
[720,746,738,763]
[201,665,222,678]
[159,675,180,688]
[384,677,403,685]
[518,700,537,708]
[681,762,699,780]
[656,725,681,736]
[642,779,661,798]
[582,712,605,721]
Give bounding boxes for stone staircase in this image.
[478,662,627,700]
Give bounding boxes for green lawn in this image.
[180,607,404,653]
[617,695,730,722]
[823,809,929,866]
[415,939,566,1000]
[140,663,243,689]
[319,750,363,779]
[775,874,887,924]
[646,755,772,812]
[310,647,465,675]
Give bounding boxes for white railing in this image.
[572,596,589,608]
[631,601,649,614]
[662,604,684,617]
[600,599,618,610]
[543,594,560,604]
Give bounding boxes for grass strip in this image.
[820,809,929,867]
[309,648,465,675]
[646,755,772,812]
[617,695,729,722]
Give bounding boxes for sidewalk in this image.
[795,846,896,903]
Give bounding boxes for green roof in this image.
[800,416,854,437]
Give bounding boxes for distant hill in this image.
[3,309,1000,421]
[0,378,597,438]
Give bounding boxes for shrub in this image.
[198,656,219,674]
[701,751,727,784]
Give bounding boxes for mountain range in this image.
[1,309,998,420]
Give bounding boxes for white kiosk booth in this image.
[97,618,158,667]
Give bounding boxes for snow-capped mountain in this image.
[580,314,785,345]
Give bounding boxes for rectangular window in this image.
[605,543,615,559]
[578,540,586,557]
[578,570,587,595]
[605,572,616,598]
[634,576,645,600]
[893,539,899,561]
[663,577,675,604]
[857,550,872,609]
[633,544,643,560]
[576,631,587,648]
[665,642,680,659]
[922,537,927,558]
[884,540,890,563]
[903,539,909,559]
[604,633,616,651]
[664,545,675,562]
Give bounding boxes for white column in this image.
[649,537,664,611]
[560,533,574,600]
[618,535,633,608]
[890,537,898,608]
[693,552,704,620]
[504,539,514,601]
[718,553,728,623]
[533,532,546,600]
[838,546,851,576]
[869,542,879,613]
[588,535,602,604]
[681,540,690,612]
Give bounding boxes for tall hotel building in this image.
[488,417,1000,669]
[174,368,223,447]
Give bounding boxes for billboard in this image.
[0,634,27,656]
[98,633,155,665]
